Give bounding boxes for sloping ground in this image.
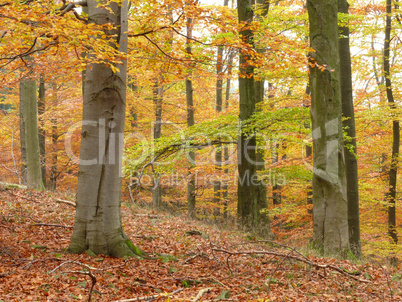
[0,186,401,301]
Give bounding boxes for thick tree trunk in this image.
[237,0,259,228]
[69,0,134,257]
[20,71,43,190]
[307,0,349,255]
[338,0,361,258]
[186,16,196,219]
[253,0,270,232]
[383,0,399,259]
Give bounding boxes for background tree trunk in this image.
[69,0,135,257]
[307,0,349,255]
[38,75,46,188]
[254,0,270,233]
[186,14,196,219]
[383,0,399,263]
[237,0,259,228]
[152,80,163,210]
[338,0,361,258]
[49,83,58,191]
[222,49,235,219]
[20,69,43,190]
[19,93,27,185]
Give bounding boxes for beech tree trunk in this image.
[38,75,46,188]
[69,0,135,257]
[338,0,361,258]
[383,0,399,258]
[186,15,196,219]
[253,0,270,231]
[152,81,163,210]
[19,93,27,185]
[213,32,224,218]
[50,83,58,191]
[222,49,235,219]
[237,0,259,228]
[20,69,43,190]
[307,0,349,255]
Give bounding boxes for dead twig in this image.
[192,287,212,301]
[380,265,394,301]
[54,198,76,207]
[50,260,97,302]
[266,247,296,294]
[113,288,183,302]
[32,223,73,228]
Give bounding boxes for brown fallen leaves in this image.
[0,187,401,301]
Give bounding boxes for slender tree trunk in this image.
[383,0,399,262]
[50,83,57,191]
[38,75,46,188]
[186,14,196,219]
[272,140,281,205]
[307,0,349,255]
[222,49,235,219]
[69,0,135,257]
[20,69,43,190]
[152,81,163,210]
[19,93,27,185]
[213,40,224,218]
[338,0,361,258]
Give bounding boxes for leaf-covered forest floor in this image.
[0,186,401,302]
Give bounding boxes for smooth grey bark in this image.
[237,0,259,228]
[383,0,399,254]
[20,71,43,190]
[152,81,163,210]
[186,15,196,219]
[38,75,46,187]
[304,85,313,212]
[19,94,27,185]
[213,33,224,218]
[253,0,270,231]
[307,0,349,254]
[69,0,134,257]
[272,141,281,205]
[128,77,138,130]
[222,49,235,219]
[213,0,230,218]
[50,83,57,191]
[338,0,361,258]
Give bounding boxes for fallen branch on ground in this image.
[211,244,370,283]
[54,198,76,207]
[32,223,73,228]
[114,288,183,302]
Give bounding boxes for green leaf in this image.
[118,270,128,277]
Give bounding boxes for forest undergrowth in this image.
[0,186,401,301]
